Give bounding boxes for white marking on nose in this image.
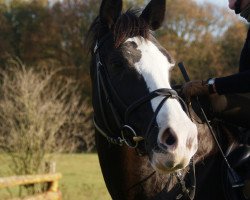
[125,37,177,127]
[125,37,197,156]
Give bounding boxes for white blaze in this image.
[125,37,197,162]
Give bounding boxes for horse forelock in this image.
[113,9,150,48]
[86,9,150,52]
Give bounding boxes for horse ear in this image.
[140,0,166,30]
[100,0,122,28]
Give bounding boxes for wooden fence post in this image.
[0,173,62,200]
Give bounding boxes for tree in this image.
[219,22,247,76]
[0,2,13,67]
[156,0,246,82]
[0,0,247,154]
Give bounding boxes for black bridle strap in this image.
[94,33,113,54]
[125,89,178,123]
[97,64,123,129]
[95,38,128,135]
[96,61,114,135]
[145,97,168,142]
[96,43,127,110]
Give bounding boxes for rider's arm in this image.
[214,70,250,94]
[215,28,250,95]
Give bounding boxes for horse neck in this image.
[96,133,170,200]
[193,109,235,163]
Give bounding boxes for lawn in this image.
[0,154,110,200]
[55,154,110,200]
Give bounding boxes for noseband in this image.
[93,35,188,149]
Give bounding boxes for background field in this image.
[0,154,110,200]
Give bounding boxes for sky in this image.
[5,0,229,8]
[195,0,229,8]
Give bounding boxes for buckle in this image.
[121,125,144,148]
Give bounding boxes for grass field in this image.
[0,154,111,200]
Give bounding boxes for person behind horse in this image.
[183,0,250,198]
[183,0,250,127]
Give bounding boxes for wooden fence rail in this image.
[0,173,62,200]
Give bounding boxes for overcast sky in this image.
[195,0,228,8]
[46,0,229,7]
[47,0,229,8]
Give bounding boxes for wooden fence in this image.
[0,173,62,200]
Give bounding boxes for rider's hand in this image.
[182,80,209,101]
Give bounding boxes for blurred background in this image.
[0,0,248,199]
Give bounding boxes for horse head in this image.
[88,0,198,174]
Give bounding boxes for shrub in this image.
[0,58,94,176]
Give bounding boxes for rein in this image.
[178,63,245,190]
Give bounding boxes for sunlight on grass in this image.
[0,154,110,200]
[55,154,110,200]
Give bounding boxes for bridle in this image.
[93,34,188,149]
[92,33,196,200]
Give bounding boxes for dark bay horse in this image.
[87,0,240,199]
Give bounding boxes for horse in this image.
[86,0,242,199]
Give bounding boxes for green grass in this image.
[55,154,110,200]
[0,154,111,200]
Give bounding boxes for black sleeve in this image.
[239,28,250,72]
[215,70,250,94]
[215,28,250,95]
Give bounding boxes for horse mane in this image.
[86,9,150,51]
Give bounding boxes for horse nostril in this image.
[166,132,176,146]
[162,128,177,147]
